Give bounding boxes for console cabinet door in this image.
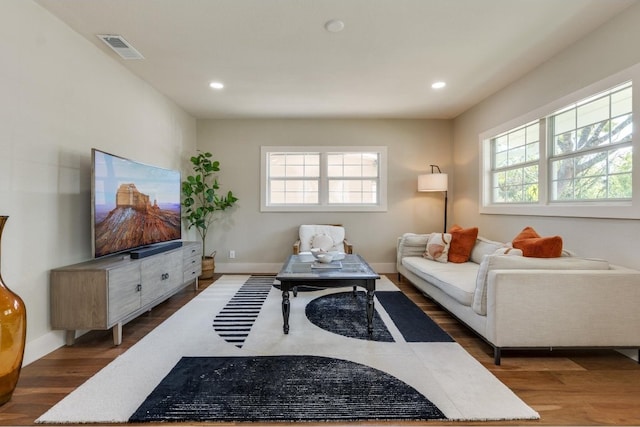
[140,249,182,305]
[107,263,142,324]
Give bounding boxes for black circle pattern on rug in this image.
[305,291,394,341]
[129,355,446,422]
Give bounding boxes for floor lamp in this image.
[418,165,448,233]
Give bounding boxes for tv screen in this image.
[92,149,182,258]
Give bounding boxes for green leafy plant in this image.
[181,151,238,257]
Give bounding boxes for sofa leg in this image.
[397,273,402,282]
[638,349,640,364]
[494,347,501,365]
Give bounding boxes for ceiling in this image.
[35,0,638,119]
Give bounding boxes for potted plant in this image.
[181,151,238,279]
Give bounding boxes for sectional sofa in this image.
[396,232,640,364]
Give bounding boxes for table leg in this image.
[282,286,290,334]
[366,286,375,339]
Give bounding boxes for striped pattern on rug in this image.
[212,275,274,348]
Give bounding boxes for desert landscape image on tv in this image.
[93,150,181,258]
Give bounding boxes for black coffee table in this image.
[275,253,380,338]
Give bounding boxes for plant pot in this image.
[0,216,27,405]
[200,254,215,279]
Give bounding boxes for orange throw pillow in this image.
[448,224,479,263]
[512,226,563,258]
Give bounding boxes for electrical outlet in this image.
[229,250,236,259]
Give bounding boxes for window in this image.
[261,146,387,212]
[491,121,540,203]
[480,65,638,219]
[548,82,632,201]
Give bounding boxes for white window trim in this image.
[479,63,640,220]
[261,146,388,212]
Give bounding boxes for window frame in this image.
[261,146,388,212]
[479,63,640,219]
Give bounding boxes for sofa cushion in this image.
[472,254,611,315]
[448,225,479,263]
[403,257,478,306]
[512,226,563,258]
[469,236,505,264]
[423,233,452,263]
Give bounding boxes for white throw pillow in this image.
[469,236,506,264]
[493,247,523,256]
[423,233,452,263]
[311,233,335,251]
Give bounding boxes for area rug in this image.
[36,274,539,424]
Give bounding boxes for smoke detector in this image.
[97,35,144,60]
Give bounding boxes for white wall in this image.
[452,3,640,270]
[0,1,196,365]
[196,119,451,273]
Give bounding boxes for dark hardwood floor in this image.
[1,273,639,425]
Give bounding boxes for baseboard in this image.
[24,330,66,366]
[215,262,397,274]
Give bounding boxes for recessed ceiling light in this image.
[209,81,224,90]
[325,19,345,33]
[432,81,446,89]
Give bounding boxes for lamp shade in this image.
[418,173,448,192]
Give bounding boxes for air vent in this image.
[97,35,144,60]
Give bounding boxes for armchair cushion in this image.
[298,225,347,253]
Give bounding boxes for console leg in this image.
[65,330,76,346]
[113,323,123,346]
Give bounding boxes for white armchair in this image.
[293,224,353,254]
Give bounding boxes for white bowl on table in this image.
[315,253,334,263]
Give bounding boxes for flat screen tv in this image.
[92,149,182,258]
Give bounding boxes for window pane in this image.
[611,113,633,144]
[609,173,632,198]
[576,120,609,150]
[495,151,508,168]
[508,128,526,148]
[523,165,538,184]
[525,142,539,162]
[577,96,609,128]
[524,184,538,202]
[554,131,576,155]
[552,158,574,181]
[494,135,508,153]
[575,176,606,200]
[328,179,377,204]
[508,146,525,165]
[611,85,632,117]
[554,109,575,135]
[609,146,632,174]
[327,153,379,178]
[343,165,362,177]
[553,179,574,200]
[506,168,522,185]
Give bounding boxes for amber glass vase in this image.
[0,216,27,405]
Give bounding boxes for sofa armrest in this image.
[484,269,640,348]
[396,233,430,265]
